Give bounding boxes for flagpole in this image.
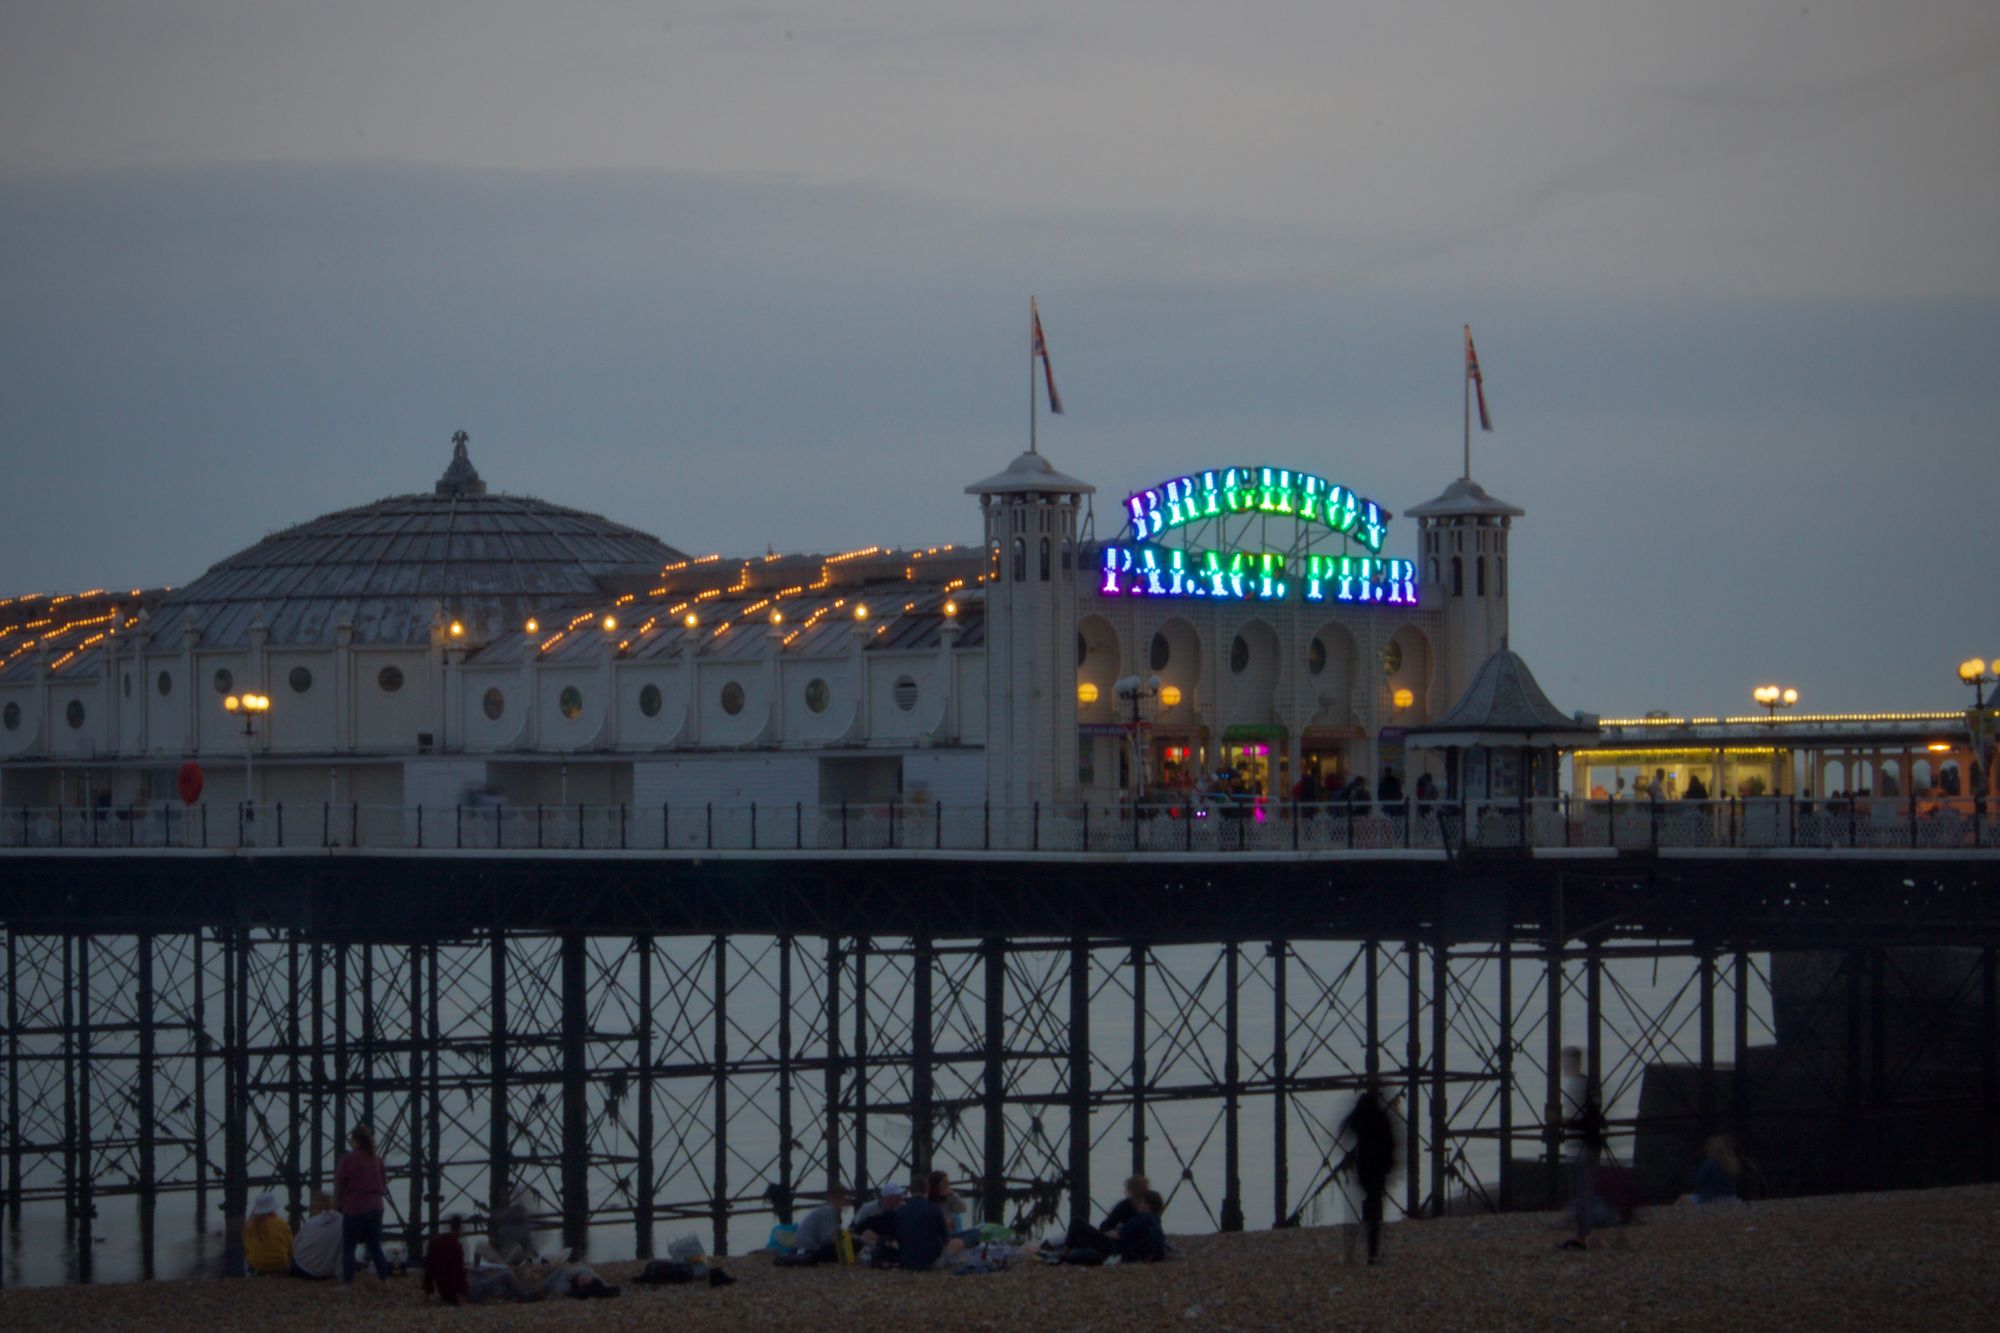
[1030,297,1039,455]
[1462,325,1472,481]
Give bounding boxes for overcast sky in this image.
[2,1,1996,715]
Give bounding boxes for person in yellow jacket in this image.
[244,1191,294,1275]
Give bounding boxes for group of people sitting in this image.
[780,1171,1167,1271]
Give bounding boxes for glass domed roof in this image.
[145,436,686,648]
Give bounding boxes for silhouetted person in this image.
[1683,772,1708,801]
[1379,768,1404,804]
[1559,1047,1608,1251]
[1336,1088,1398,1264]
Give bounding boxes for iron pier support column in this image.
[286,937,302,1225]
[1869,947,1888,1192]
[636,936,655,1256]
[193,931,208,1240]
[1543,879,1565,1206]
[1364,940,1380,1084]
[1497,931,1514,1212]
[1404,939,1421,1220]
[426,944,442,1244]
[407,945,425,1259]
[1983,945,1997,1180]
[137,931,156,1277]
[851,938,870,1197]
[1698,947,1718,1133]
[6,929,19,1223]
[912,935,935,1171]
[75,933,93,1281]
[712,934,730,1256]
[1222,941,1243,1232]
[488,933,507,1222]
[1733,951,1752,1132]
[981,939,1004,1225]
[1068,936,1092,1230]
[1430,933,1447,1217]
[1271,938,1289,1227]
[824,937,845,1194]
[310,942,325,1200]
[1130,944,1148,1180]
[61,935,75,1230]
[360,945,376,1136]
[332,944,348,1168]
[223,924,248,1278]
[1844,948,1863,1193]
[560,932,589,1257]
[774,935,794,1223]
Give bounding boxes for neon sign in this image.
[1124,467,1388,553]
[1105,465,1416,606]
[1100,545,1418,604]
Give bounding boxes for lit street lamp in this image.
[223,691,270,819]
[1115,674,1161,798]
[1751,684,1798,795]
[1959,659,1998,814]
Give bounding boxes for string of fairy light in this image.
[514,544,972,660]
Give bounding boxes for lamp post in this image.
[1114,674,1161,799]
[1959,658,1998,813]
[223,691,270,819]
[1751,684,1797,795]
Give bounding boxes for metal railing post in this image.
[663,802,671,850]
[1292,796,1300,850]
[416,803,424,849]
[1134,801,1142,852]
[1908,787,1917,849]
[349,801,357,847]
[1728,797,1737,847]
[576,802,584,848]
[841,801,849,850]
[236,802,243,847]
[706,801,713,850]
[1608,795,1617,849]
[1346,797,1355,849]
[536,803,544,849]
[1033,801,1041,851]
[890,801,898,849]
[1787,795,1795,847]
[1082,801,1089,851]
[1186,803,1194,852]
[1406,797,1415,849]
[937,801,945,851]
[620,802,628,850]
[456,804,464,849]
[751,802,758,849]
[324,801,331,849]
[983,801,990,850]
[796,801,803,850]
[1849,796,1857,848]
[277,801,284,847]
[203,802,209,848]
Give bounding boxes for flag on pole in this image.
[1032,298,1064,415]
[1465,324,1493,432]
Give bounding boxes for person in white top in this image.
[290,1190,344,1279]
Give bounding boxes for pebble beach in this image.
[4,1185,1995,1331]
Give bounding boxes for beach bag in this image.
[765,1223,798,1252]
[833,1228,858,1265]
[634,1260,695,1285]
[667,1234,706,1266]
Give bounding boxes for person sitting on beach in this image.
[927,1170,979,1243]
[421,1216,470,1306]
[242,1190,293,1276]
[1691,1135,1742,1204]
[848,1180,902,1240]
[540,1260,620,1299]
[1113,1191,1167,1263]
[465,1260,542,1304]
[1061,1174,1155,1256]
[290,1191,343,1279]
[787,1184,849,1264]
[857,1182,952,1271]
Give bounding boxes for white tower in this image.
[967,450,1094,828]
[1405,478,1523,714]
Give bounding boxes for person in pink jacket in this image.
[333,1126,393,1285]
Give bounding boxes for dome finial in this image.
[437,430,487,496]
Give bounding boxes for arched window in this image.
[1039,537,1051,581]
[1012,536,1026,582]
[1476,556,1486,596]
[1451,556,1463,597]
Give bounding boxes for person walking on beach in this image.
[334,1126,394,1287]
[1559,1047,1608,1251]
[1336,1086,1398,1265]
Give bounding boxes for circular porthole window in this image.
[559,686,583,720]
[157,670,173,697]
[482,687,505,720]
[65,700,85,730]
[2,701,19,731]
[893,677,919,711]
[378,665,404,693]
[1150,632,1171,672]
[1308,637,1327,676]
[289,666,313,694]
[213,667,234,695]
[804,678,831,714]
[639,683,662,717]
[1230,635,1250,674]
[721,681,746,716]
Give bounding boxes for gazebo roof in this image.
[965,450,1095,498]
[1404,476,1524,520]
[1407,648,1601,749]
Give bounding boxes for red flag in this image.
[1465,324,1493,432]
[1032,298,1064,415]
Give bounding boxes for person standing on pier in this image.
[334,1126,395,1287]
